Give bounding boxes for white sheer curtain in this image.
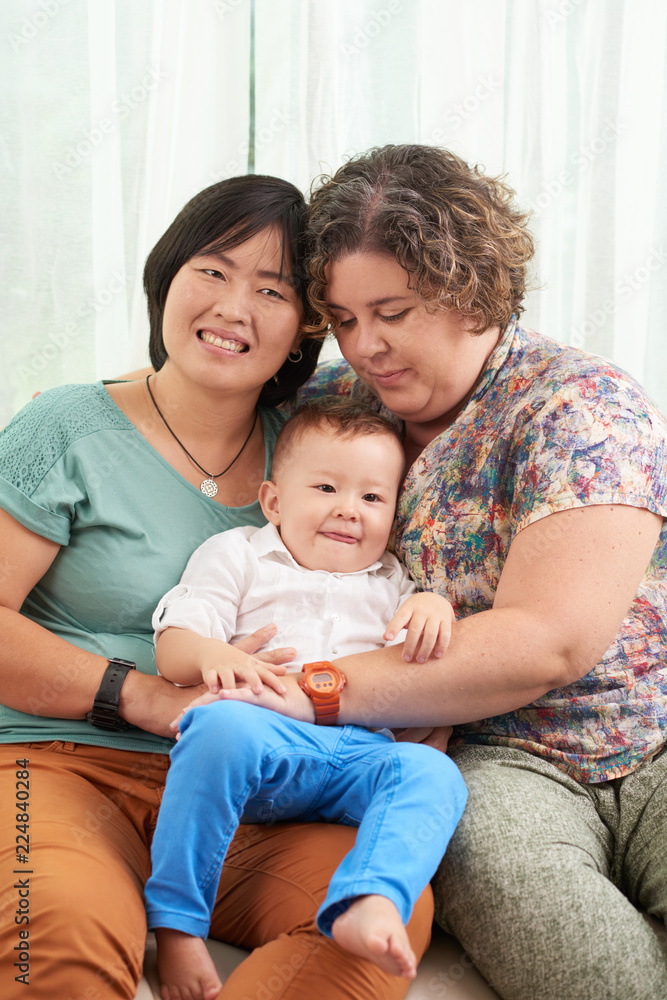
[2,0,666,424]
[0,0,251,421]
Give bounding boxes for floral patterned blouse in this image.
[299,319,667,782]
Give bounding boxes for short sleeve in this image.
[0,386,108,543]
[505,370,667,536]
[152,529,251,643]
[152,584,231,642]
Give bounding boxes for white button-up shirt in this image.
[153,523,417,669]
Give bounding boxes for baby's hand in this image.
[200,644,289,696]
[384,593,455,663]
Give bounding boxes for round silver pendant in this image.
[200,478,218,498]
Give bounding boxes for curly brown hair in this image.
[305,144,535,336]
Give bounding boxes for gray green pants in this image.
[433,744,667,1000]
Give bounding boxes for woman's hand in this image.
[119,671,207,738]
[123,625,299,738]
[228,623,297,662]
[394,725,453,753]
[170,672,315,735]
[228,624,298,671]
[168,689,226,735]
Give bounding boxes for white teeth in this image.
[199,331,246,352]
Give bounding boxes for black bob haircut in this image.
[143,174,322,406]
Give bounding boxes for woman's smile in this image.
[198,329,249,353]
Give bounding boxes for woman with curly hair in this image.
[222,145,667,1000]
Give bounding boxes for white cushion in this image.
[137,926,500,999]
[136,915,666,999]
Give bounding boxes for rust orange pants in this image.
[0,741,433,999]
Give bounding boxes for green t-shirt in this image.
[0,382,285,753]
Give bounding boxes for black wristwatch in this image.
[86,658,136,731]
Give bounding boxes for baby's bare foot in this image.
[331,894,417,979]
[155,928,222,1000]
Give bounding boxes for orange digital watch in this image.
[298,661,347,725]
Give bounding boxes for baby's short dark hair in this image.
[271,396,403,478]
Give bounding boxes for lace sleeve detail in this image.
[0,383,133,542]
[0,383,128,497]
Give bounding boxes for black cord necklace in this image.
[145,375,258,498]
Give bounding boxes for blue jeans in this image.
[145,701,467,938]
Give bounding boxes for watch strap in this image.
[310,697,342,725]
[86,659,136,731]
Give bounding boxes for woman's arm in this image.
[334,503,663,727]
[215,504,662,728]
[0,509,286,738]
[0,508,102,714]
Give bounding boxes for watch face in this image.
[312,671,334,690]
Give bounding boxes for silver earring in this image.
[288,348,303,363]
